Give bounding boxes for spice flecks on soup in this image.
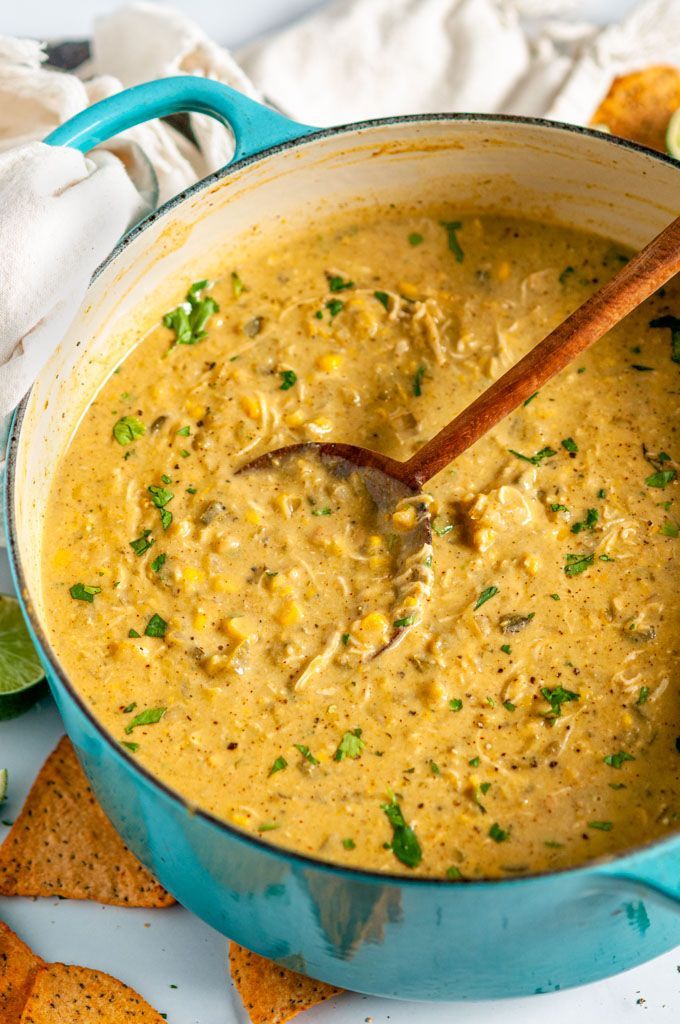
[42,211,680,878]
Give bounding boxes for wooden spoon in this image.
[241,214,680,651]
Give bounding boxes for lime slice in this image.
[666,108,680,158]
[0,768,7,802]
[0,594,47,720]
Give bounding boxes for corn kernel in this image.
[52,548,72,569]
[222,616,252,642]
[399,281,419,299]
[360,611,389,634]
[245,507,261,526]
[211,576,238,594]
[240,394,261,421]
[273,493,298,518]
[523,553,541,576]
[370,554,390,570]
[316,352,343,372]
[230,811,250,827]
[202,653,229,676]
[392,505,417,530]
[402,595,418,609]
[193,611,208,631]
[285,409,305,428]
[622,711,634,728]
[368,534,383,550]
[277,600,303,626]
[497,260,511,282]
[186,400,206,419]
[183,566,205,585]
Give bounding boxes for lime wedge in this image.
[0,594,47,720]
[666,108,680,158]
[0,768,7,802]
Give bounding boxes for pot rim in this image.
[7,110,680,891]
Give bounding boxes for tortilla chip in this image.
[19,962,165,1023]
[590,65,680,152]
[0,922,44,1024]
[0,735,174,907]
[229,943,342,1024]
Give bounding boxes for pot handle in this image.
[597,865,680,914]
[44,75,316,161]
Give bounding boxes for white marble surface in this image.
[0,0,678,1020]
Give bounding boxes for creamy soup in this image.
[42,210,680,879]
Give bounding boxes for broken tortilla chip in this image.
[229,943,342,1024]
[0,735,174,907]
[0,922,44,1024]
[590,64,680,153]
[19,962,165,1023]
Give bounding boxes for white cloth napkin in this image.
[0,0,679,423]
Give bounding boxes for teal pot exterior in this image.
[6,77,680,1000]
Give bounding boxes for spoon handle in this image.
[404,214,680,487]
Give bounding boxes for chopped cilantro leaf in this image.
[449,698,463,712]
[489,822,509,843]
[412,364,426,397]
[122,741,139,753]
[541,684,579,719]
[571,508,599,534]
[231,271,245,298]
[311,506,332,516]
[564,553,594,576]
[561,437,578,453]
[446,866,463,880]
[501,643,512,655]
[509,447,557,465]
[327,273,354,292]
[374,290,390,310]
[523,391,539,406]
[335,728,365,761]
[637,686,650,705]
[382,795,422,868]
[294,743,319,766]
[326,299,344,318]
[144,613,167,638]
[69,583,101,603]
[551,503,568,513]
[163,282,219,349]
[130,529,154,556]
[177,425,191,436]
[279,369,297,390]
[342,838,356,849]
[603,751,635,769]
[440,220,464,262]
[269,756,287,775]
[128,629,140,639]
[503,700,516,712]
[588,820,613,831]
[393,615,416,628]
[148,485,173,508]
[474,585,498,610]
[408,232,424,246]
[646,468,676,488]
[661,520,679,537]
[113,416,145,446]
[125,707,166,734]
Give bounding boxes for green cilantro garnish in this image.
[662,519,679,537]
[646,468,676,489]
[571,508,599,534]
[523,391,539,406]
[430,760,440,775]
[374,290,390,310]
[163,281,219,349]
[449,698,463,712]
[469,757,480,767]
[381,794,423,868]
[150,553,166,573]
[122,702,137,713]
[559,266,574,284]
[588,820,613,831]
[180,449,190,458]
[631,364,654,372]
[501,644,512,655]
[124,707,166,734]
[440,220,464,262]
[412,364,426,397]
[311,507,332,516]
[177,425,191,436]
[69,583,101,603]
[474,585,498,610]
[122,741,139,753]
[564,553,594,576]
[603,751,635,769]
[341,632,350,645]
[258,822,280,832]
[541,684,579,719]
[561,437,578,453]
[148,485,173,508]
[327,273,354,292]
[128,629,140,639]
[161,474,172,485]
[503,700,516,711]
[342,838,356,850]
[489,822,509,843]
[394,615,416,628]
[279,370,297,390]
[113,416,145,446]
[408,232,424,246]
[637,686,650,705]
[509,447,557,465]
[269,756,287,775]
[294,743,319,766]
[335,728,365,761]
[326,299,344,318]
[144,613,167,638]
[446,866,463,879]
[432,516,454,536]
[129,529,154,556]
[550,593,560,600]
[649,314,680,363]
[551,503,569,513]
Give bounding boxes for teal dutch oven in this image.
[5,77,680,1000]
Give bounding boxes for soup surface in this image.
[42,210,680,879]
